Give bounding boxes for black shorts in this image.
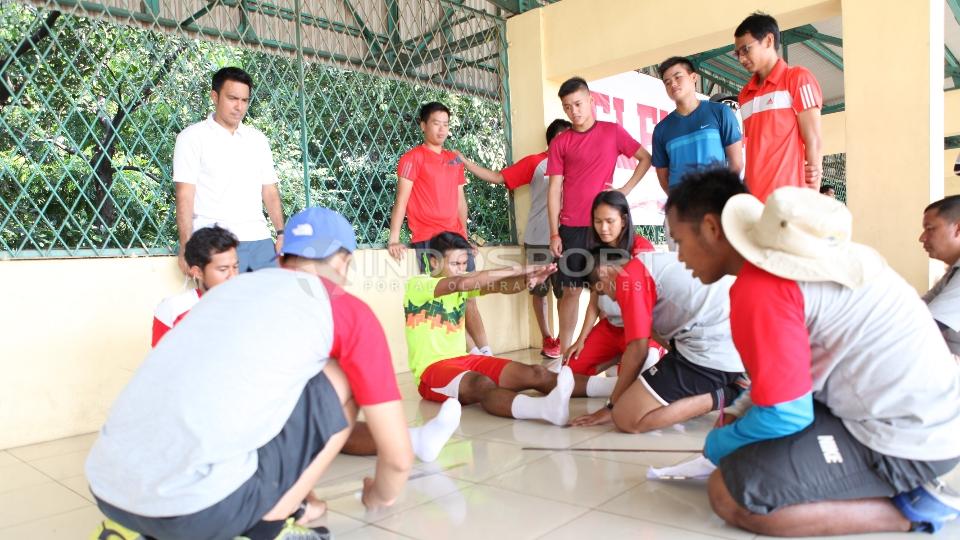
[525,244,562,298]
[719,401,960,515]
[412,239,477,274]
[640,348,741,404]
[94,372,349,540]
[557,225,591,288]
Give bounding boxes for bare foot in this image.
[295,492,328,525]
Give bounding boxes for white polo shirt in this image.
[173,115,278,241]
[923,261,960,355]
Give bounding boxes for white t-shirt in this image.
[923,262,960,355]
[597,293,624,327]
[173,115,278,241]
[87,269,335,516]
[799,266,960,460]
[638,252,743,373]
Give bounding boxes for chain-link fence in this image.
[822,153,846,203]
[1,1,514,258]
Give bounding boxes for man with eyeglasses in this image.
[734,12,823,202]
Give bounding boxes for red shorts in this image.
[567,319,667,375]
[567,318,626,375]
[418,354,511,402]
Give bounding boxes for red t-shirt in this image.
[397,145,467,242]
[613,258,658,343]
[739,59,822,202]
[321,278,401,405]
[545,121,642,227]
[631,235,654,255]
[502,151,548,190]
[728,262,813,406]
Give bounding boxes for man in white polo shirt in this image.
[920,195,960,356]
[174,67,285,274]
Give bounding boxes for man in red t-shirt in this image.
[455,119,572,360]
[388,101,490,356]
[734,12,822,201]
[546,76,653,355]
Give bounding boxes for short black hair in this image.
[735,12,780,49]
[658,56,696,78]
[665,167,748,223]
[819,184,835,194]
[418,101,450,123]
[212,67,254,93]
[427,231,471,257]
[546,118,572,145]
[184,225,239,268]
[926,195,960,223]
[558,77,589,99]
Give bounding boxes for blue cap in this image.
[279,207,357,259]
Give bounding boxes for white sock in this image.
[408,398,461,462]
[469,346,481,355]
[586,375,617,397]
[544,358,562,373]
[509,366,574,426]
[479,345,493,356]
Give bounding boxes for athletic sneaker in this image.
[540,337,561,359]
[892,479,960,533]
[89,519,145,540]
[272,518,332,540]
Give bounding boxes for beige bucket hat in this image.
[721,187,886,288]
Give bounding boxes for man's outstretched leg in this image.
[417,355,614,426]
[341,399,461,463]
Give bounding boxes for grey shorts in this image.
[719,401,959,515]
[525,244,561,298]
[94,372,348,540]
[237,238,278,272]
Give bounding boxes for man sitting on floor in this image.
[569,249,744,433]
[87,208,414,540]
[404,231,618,426]
[666,168,960,536]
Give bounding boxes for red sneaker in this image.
[540,337,561,359]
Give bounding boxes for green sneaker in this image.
[89,519,145,540]
[272,518,331,540]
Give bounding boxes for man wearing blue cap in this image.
[86,208,414,540]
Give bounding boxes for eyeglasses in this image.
[730,40,759,59]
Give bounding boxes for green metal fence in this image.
[821,153,846,203]
[1,0,514,258]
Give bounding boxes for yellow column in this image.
[506,9,564,346]
[842,0,943,291]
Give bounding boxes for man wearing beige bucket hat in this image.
[665,168,960,536]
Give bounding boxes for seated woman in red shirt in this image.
[564,191,662,375]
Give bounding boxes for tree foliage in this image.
[0,3,512,256]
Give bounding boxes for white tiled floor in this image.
[0,348,955,539]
